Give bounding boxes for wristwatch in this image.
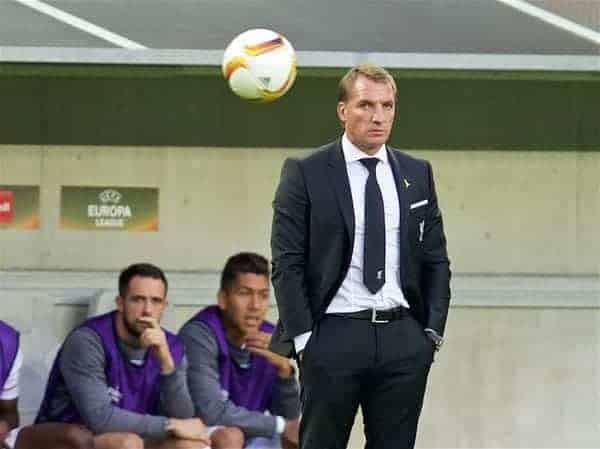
[424,328,444,351]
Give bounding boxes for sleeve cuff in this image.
[424,328,444,351]
[424,328,441,338]
[293,331,312,354]
[275,416,286,434]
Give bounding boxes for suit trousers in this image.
[299,313,434,449]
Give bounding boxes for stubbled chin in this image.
[368,136,387,144]
[124,321,144,338]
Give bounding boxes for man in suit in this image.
[270,63,451,449]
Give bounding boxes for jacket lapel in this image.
[387,147,409,262]
[328,142,355,247]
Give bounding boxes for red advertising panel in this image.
[0,190,14,223]
[0,186,40,230]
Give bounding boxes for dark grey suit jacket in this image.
[270,139,451,357]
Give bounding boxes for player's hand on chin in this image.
[243,330,271,350]
[138,316,175,375]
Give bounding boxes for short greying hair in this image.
[337,63,397,102]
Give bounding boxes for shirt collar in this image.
[341,133,388,165]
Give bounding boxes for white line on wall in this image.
[496,0,600,46]
[12,0,147,49]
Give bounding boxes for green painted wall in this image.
[0,65,599,149]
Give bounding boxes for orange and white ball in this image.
[222,29,297,102]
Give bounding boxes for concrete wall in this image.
[421,307,599,448]
[1,145,599,274]
[1,145,599,447]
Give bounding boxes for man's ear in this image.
[115,295,124,312]
[336,101,347,125]
[217,290,227,311]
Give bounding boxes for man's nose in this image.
[142,300,153,314]
[372,105,384,122]
[249,294,261,309]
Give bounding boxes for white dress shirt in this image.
[294,134,409,353]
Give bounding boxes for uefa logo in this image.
[99,189,122,204]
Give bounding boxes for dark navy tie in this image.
[359,158,385,294]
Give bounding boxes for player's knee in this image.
[63,425,94,449]
[169,439,209,449]
[211,426,245,449]
[118,433,144,449]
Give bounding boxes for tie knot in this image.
[359,158,379,173]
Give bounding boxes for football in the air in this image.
[222,28,297,102]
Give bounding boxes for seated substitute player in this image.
[179,252,300,449]
[35,263,211,449]
[1,320,93,449]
